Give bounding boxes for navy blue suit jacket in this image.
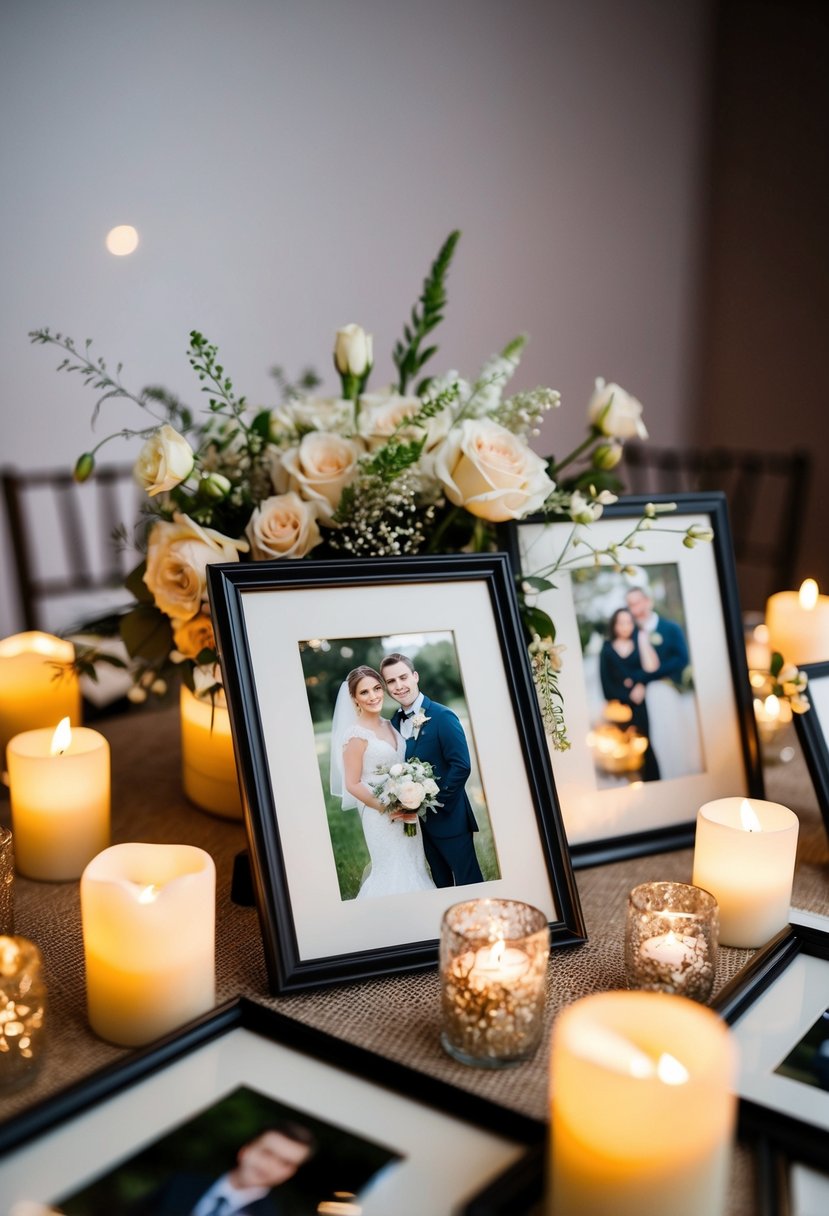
[631,615,689,685]
[393,696,478,840]
[133,1172,310,1215]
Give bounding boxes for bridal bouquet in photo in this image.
[31,229,706,748]
[368,757,442,837]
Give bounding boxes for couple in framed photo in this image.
[328,651,484,900]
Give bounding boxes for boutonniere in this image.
[412,711,430,739]
[650,632,663,646]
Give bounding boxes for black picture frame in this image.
[794,661,829,838]
[208,552,586,993]
[504,493,763,866]
[0,998,545,1215]
[754,1136,829,1216]
[712,919,829,1170]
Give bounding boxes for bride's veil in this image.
[329,680,359,810]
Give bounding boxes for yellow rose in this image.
[133,425,195,496]
[245,492,323,559]
[172,613,216,659]
[434,419,555,522]
[277,432,363,520]
[143,513,248,620]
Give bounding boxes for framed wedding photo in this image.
[208,552,586,993]
[794,661,829,838]
[0,999,545,1216]
[712,920,829,1169]
[506,493,763,866]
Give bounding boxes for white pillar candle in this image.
[692,797,799,947]
[179,686,242,819]
[549,991,736,1216]
[81,842,215,1046]
[7,720,110,881]
[766,578,829,665]
[0,633,81,768]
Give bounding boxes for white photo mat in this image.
[241,579,560,961]
[516,511,749,847]
[0,1026,526,1216]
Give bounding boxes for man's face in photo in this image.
[625,588,652,625]
[382,661,420,709]
[236,1130,312,1188]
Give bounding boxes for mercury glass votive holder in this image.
[440,898,550,1068]
[0,827,13,933]
[625,882,718,1003]
[0,935,46,1090]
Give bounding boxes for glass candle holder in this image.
[0,827,13,933]
[0,935,46,1091]
[625,882,718,1003]
[440,898,549,1068]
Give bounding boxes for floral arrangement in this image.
[31,230,710,748]
[368,757,441,837]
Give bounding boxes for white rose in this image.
[396,780,425,810]
[587,378,648,440]
[334,324,373,376]
[245,492,323,560]
[434,419,555,522]
[358,390,450,451]
[422,777,439,797]
[269,396,356,439]
[278,432,364,520]
[143,513,248,620]
[389,763,404,777]
[133,425,195,496]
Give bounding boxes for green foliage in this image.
[119,603,173,664]
[393,229,461,393]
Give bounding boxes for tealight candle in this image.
[0,935,47,1091]
[548,991,736,1216]
[180,686,242,819]
[7,719,110,881]
[766,578,829,665]
[440,898,549,1068]
[625,882,718,1002]
[0,633,81,768]
[81,842,215,1046]
[692,797,799,947]
[745,622,772,671]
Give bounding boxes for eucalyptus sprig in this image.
[393,229,461,394]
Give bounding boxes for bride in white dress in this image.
[330,666,435,900]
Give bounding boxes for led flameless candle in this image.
[766,578,829,665]
[625,882,718,1002]
[81,842,215,1046]
[0,633,80,767]
[692,797,799,947]
[440,899,549,1067]
[179,686,242,819]
[548,991,737,1216]
[7,719,110,881]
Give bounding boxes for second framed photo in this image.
[208,552,586,993]
[794,661,829,839]
[507,493,763,865]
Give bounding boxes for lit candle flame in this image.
[763,694,781,721]
[656,1052,690,1086]
[490,937,505,965]
[137,884,160,904]
[799,578,819,610]
[740,799,762,832]
[49,717,72,756]
[753,623,769,644]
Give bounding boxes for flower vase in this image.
[179,686,243,820]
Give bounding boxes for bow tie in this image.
[402,709,416,719]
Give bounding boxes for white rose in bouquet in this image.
[396,780,426,810]
[334,323,373,377]
[245,492,322,559]
[270,395,356,437]
[434,418,555,522]
[588,377,648,440]
[133,424,194,496]
[276,432,364,520]
[358,390,450,451]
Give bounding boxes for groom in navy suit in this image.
[380,653,484,888]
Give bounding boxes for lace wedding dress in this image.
[342,725,435,899]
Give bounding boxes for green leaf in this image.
[522,575,556,593]
[770,651,785,678]
[523,606,556,641]
[119,604,173,663]
[124,560,154,604]
[393,230,461,392]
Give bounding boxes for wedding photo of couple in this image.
[300,631,500,901]
[58,1084,400,1215]
[573,565,705,789]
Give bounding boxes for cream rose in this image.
[133,425,195,496]
[434,419,555,522]
[245,492,323,559]
[143,513,248,620]
[172,612,216,659]
[278,432,363,520]
[587,378,648,440]
[396,780,426,810]
[334,324,373,377]
[269,396,356,439]
[358,390,450,451]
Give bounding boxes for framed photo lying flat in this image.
[712,920,829,1170]
[506,493,763,866]
[794,661,829,838]
[0,999,545,1216]
[208,552,586,993]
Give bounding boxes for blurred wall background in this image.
[0,0,825,636]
